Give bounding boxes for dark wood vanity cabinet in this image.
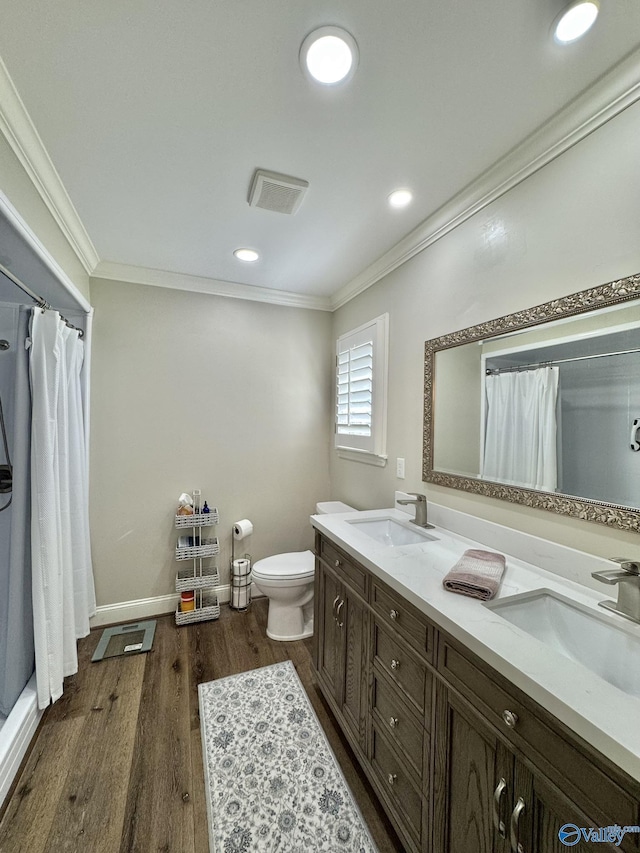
[313,532,640,853]
[314,532,432,852]
[368,579,435,850]
[432,683,513,853]
[313,534,369,751]
[436,636,640,853]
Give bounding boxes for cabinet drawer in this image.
[374,621,429,714]
[438,637,640,831]
[371,579,434,662]
[371,724,423,846]
[318,536,368,598]
[372,668,425,780]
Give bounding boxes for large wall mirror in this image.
[423,272,640,531]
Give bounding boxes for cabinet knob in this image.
[334,559,341,568]
[390,658,401,671]
[388,716,399,729]
[502,709,518,729]
[390,608,399,621]
[387,773,397,786]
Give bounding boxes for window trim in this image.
[335,313,389,465]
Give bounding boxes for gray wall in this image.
[330,99,640,560]
[89,279,332,607]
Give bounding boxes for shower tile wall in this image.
[558,352,640,507]
[0,304,19,728]
[0,304,18,553]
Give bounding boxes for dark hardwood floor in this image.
[0,599,404,852]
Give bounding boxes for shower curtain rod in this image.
[0,262,84,337]
[486,346,640,375]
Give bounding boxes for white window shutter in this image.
[335,314,388,460]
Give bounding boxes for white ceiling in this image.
[1,1,640,307]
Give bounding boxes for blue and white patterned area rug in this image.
[198,660,379,852]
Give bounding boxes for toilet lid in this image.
[252,550,315,580]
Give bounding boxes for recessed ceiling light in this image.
[300,26,359,85]
[553,0,599,44]
[234,248,259,263]
[388,189,413,209]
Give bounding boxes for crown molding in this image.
[0,56,99,275]
[331,46,640,311]
[92,261,332,311]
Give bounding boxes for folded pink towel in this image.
[442,549,506,601]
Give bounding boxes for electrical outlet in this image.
[396,457,405,479]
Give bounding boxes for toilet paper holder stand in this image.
[230,527,252,612]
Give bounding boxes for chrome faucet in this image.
[397,492,435,529]
[592,558,640,624]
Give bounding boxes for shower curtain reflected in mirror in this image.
[482,366,559,492]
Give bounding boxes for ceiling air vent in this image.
[248,169,309,215]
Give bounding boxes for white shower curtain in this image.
[482,366,559,492]
[29,309,95,709]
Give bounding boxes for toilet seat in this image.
[252,550,314,581]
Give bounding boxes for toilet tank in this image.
[315,501,354,514]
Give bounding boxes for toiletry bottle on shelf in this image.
[202,501,210,513]
[180,591,195,612]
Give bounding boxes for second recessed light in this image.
[553,0,599,43]
[300,26,359,85]
[234,248,259,263]
[388,189,413,209]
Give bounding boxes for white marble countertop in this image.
[310,503,640,783]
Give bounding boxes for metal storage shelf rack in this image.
[174,490,220,625]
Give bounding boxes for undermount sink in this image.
[485,589,640,697]
[347,517,438,547]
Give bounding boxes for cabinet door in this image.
[340,588,367,746]
[316,563,343,701]
[512,762,636,853]
[433,685,513,853]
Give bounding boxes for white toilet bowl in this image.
[252,501,354,641]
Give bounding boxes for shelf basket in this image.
[175,509,219,528]
[175,590,220,625]
[175,537,220,561]
[175,566,220,592]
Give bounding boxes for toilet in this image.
[251,501,354,641]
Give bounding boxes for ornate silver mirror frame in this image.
[423,272,640,532]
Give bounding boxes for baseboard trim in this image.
[90,585,264,627]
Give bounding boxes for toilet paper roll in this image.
[232,558,251,577]
[233,519,253,540]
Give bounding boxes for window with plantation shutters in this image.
[337,338,373,437]
[335,314,388,464]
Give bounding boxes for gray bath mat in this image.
[91,620,157,662]
[198,659,378,852]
